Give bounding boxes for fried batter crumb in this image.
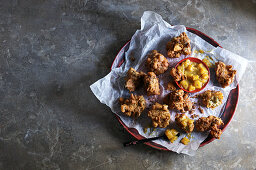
[130,56,135,62]
[209,115,223,127]
[125,67,146,92]
[215,61,237,88]
[195,117,212,131]
[166,81,177,91]
[170,67,183,81]
[119,94,146,118]
[210,125,223,139]
[168,89,193,113]
[199,90,224,109]
[195,115,224,139]
[191,114,199,119]
[166,32,191,58]
[175,114,194,133]
[144,72,160,96]
[189,109,195,115]
[148,103,171,128]
[198,107,204,114]
[146,50,169,75]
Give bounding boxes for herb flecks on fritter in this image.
[125,67,146,92]
[146,50,169,75]
[166,32,191,58]
[148,103,171,128]
[166,81,177,91]
[168,89,193,113]
[195,115,224,139]
[199,90,224,109]
[170,67,183,82]
[119,94,146,118]
[215,61,237,88]
[144,72,160,96]
[175,114,194,133]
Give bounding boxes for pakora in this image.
[119,94,146,118]
[215,61,237,88]
[170,67,183,82]
[199,90,224,109]
[175,114,194,133]
[166,32,191,58]
[146,50,169,75]
[195,115,224,139]
[166,81,177,91]
[168,89,193,113]
[144,72,160,96]
[148,103,171,128]
[125,67,146,92]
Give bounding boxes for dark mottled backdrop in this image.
[0,0,255,169]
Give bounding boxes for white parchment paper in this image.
[90,11,248,156]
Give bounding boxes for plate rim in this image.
[111,27,239,150]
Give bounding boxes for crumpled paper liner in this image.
[90,11,248,156]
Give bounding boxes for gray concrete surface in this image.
[0,0,256,169]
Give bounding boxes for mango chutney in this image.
[176,59,209,91]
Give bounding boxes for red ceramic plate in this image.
[111,27,239,150]
[174,57,210,93]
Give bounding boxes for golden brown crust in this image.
[146,50,169,75]
[189,109,195,115]
[210,125,223,139]
[191,114,199,119]
[198,107,204,114]
[168,89,193,113]
[175,114,194,133]
[166,32,191,58]
[199,90,224,109]
[215,61,237,88]
[125,68,146,92]
[195,115,224,139]
[195,117,212,132]
[183,93,193,112]
[170,67,183,81]
[144,72,160,96]
[166,81,177,91]
[209,115,224,127]
[119,94,146,118]
[148,103,171,128]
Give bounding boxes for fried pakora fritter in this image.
[168,89,193,113]
[166,32,191,58]
[199,90,224,109]
[195,115,224,139]
[166,81,177,91]
[119,94,146,118]
[125,67,146,92]
[170,67,183,82]
[148,103,171,128]
[146,50,169,75]
[215,61,237,88]
[175,114,194,133]
[144,72,160,96]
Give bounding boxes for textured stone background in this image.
[0,0,256,169]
